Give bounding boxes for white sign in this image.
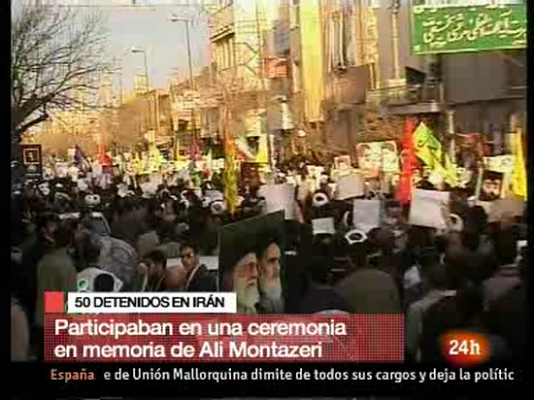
[117,183,129,198]
[140,181,158,196]
[259,183,296,220]
[149,173,162,187]
[77,179,89,192]
[353,200,381,233]
[92,163,103,178]
[335,172,364,200]
[485,155,514,174]
[68,165,80,182]
[312,217,336,235]
[55,163,68,178]
[409,189,450,230]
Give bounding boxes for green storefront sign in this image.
[411,5,526,55]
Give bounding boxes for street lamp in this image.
[131,46,150,92]
[168,13,194,90]
[131,47,155,140]
[168,13,198,160]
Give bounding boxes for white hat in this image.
[180,198,190,210]
[312,192,329,208]
[345,229,367,245]
[210,199,226,215]
[77,267,123,292]
[85,194,100,206]
[202,196,212,208]
[449,213,464,233]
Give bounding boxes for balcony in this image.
[366,83,444,115]
[209,5,234,41]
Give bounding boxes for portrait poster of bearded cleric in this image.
[218,211,285,315]
[477,170,505,202]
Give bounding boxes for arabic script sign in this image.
[411,5,526,54]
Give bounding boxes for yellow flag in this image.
[512,128,527,199]
[300,0,324,122]
[254,134,269,164]
[412,122,457,187]
[222,110,238,215]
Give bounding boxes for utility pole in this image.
[255,0,274,171]
[185,20,199,160]
[169,14,198,160]
[390,0,401,83]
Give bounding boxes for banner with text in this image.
[44,314,403,363]
[411,4,527,55]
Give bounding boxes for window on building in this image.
[290,3,300,29]
[215,35,236,70]
[328,6,357,72]
[292,60,301,93]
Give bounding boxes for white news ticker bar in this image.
[67,293,237,314]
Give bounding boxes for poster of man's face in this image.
[218,211,285,314]
[357,141,399,177]
[380,142,399,173]
[478,170,504,202]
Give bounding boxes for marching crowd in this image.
[11,164,527,363]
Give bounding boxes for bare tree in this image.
[11,0,108,149]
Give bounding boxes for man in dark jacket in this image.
[17,212,59,323]
[181,242,217,292]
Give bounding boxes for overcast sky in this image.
[15,0,211,92]
[103,6,210,92]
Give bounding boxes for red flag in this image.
[97,143,112,166]
[396,117,416,205]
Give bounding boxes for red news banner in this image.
[44,296,403,362]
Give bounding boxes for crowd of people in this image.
[10,163,527,364]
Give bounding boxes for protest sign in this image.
[409,189,450,230]
[312,218,336,235]
[68,165,80,182]
[356,141,399,178]
[140,181,158,196]
[335,172,364,200]
[150,173,163,187]
[258,183,296,220]
[488,199,525,223]
[353,200,381,233]
[476,170,505,202]
[485,155,514,174]
[55,162,69,179]
[219,212,285,312]
[334,155,352,170]
[92,163,103,178]
[117,183,129,198]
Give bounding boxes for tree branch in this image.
[14,112,49,140]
